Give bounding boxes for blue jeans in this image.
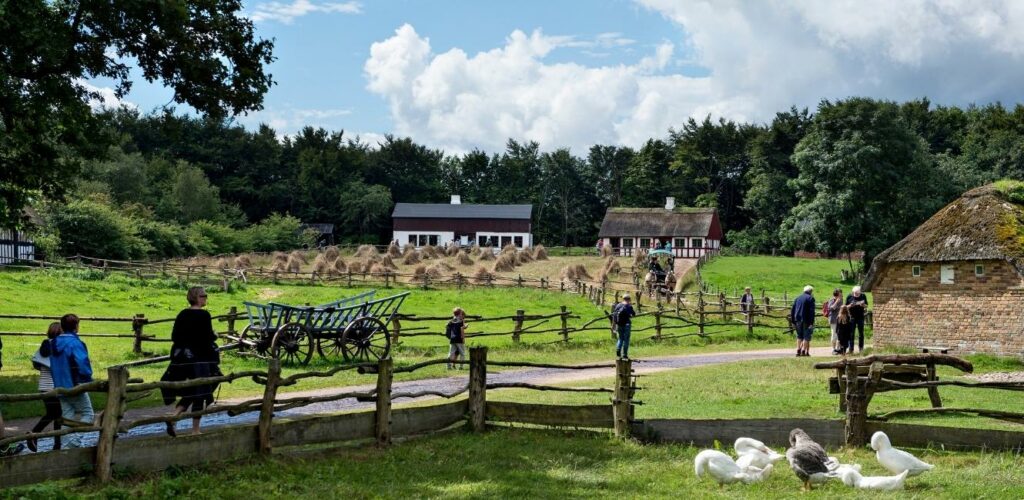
[59,393,95,448]
[616,323,632,358]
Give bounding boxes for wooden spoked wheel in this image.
[340,316,391,362]
[272,322,314,365]
[316,332,346,360]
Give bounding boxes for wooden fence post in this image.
[654,304,663,341]
[560,306,569,342]
[512,309,524,343]
[468,347,487,432]
[95,365,129,482]
[131,314,146,355]
[926,362,942,408]
[346,269,353,287]
[613,358,633,439]
[517,274,523,287]
[227,306,237,338]
[746,305,754,338]
[390,317,402,345]
[844,362,866,446]
[697,290,706,337]
[258,357,281,455]
[375,357,393,446]
[456,273,463,290]
[720,293,727,321]
[675,293,681,315]
[634,288,642,312]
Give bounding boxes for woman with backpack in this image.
[826,288,843,355]
[446,308,467,369]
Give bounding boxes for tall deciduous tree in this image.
[0,0,274,227]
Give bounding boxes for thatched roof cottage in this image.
[864,183,1024,355]
[597,198,722,258]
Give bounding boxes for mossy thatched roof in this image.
[863,183,1024,290]
[598,207,717,238]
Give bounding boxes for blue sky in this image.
[95,0,1024,153]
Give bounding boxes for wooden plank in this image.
[468,347,487,432]
[113,425,257,473]
[0,447,94,488]
[486,402,613,428]
[375,358,393,446]
[95,366,129,482]
[867,422,1024,451]
[391,401,468,436]
[637,418,845,447]
[272,411,376,447]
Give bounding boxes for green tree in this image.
[338,181,393,242]
[782,98,944,268]
[164,162,224,223]
[0,0,274,228]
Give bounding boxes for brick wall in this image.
[872,260,1024,355]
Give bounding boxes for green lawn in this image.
[0,268,792,419]
[700,256,864,300]
[6,427,1022,499]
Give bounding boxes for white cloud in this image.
[80,81,137,111]
[239,107,351,137]
[364,3,1024,153]
[250,0,361,24]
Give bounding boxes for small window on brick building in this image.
[940,265,955,284]
[976,264,984,276]
[912,265,921,277]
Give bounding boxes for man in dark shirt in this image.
[790,285,816,357]
[845,286,869,354]
[613,295,636,359]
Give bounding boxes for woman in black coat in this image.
[161,286,221,436]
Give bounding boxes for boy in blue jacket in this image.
[51,314,95,448]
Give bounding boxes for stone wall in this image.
[872,260,1024,355]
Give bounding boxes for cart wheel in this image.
[317,334,347,360]
[230,324,260,358]
[272,322,314,365]
[340,316,391,362]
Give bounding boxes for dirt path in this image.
[3,346,837,450]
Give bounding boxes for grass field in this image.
[700,256,863,299]
[0,268,791,419]
[5,428,1022,499]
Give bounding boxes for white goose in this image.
[734,437,785,470]
[871,431,935,476]
[839,468,909,491]
[694,449,774,486]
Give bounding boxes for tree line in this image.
[27,97,1021,265]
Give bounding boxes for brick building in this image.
[863,184,1024,355]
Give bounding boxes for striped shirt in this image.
[37,366,54,392]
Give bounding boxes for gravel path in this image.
[3,345,834,451]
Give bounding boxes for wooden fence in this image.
[0,346,638,487]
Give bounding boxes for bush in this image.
[42,198,152,259]
[185,220,251,255]
[245,213,309,252]
[138,221,186,258]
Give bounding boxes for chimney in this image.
[665,197,675,210]
[451,195,461,205]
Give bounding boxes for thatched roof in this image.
[598,207,718,238]
[863,184,1024,290]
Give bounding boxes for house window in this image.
[976,264,985,276]
[940,265,955,284]
[501,236,511,248]
[428,235,439,246]
[418,235,428,247]
[674,238,686,248]
[478,235,486,246]
[691,238,704,248]
[911,265,921,277]
[622,238,634,248]
[514,236,523,247]
[639,238,651,248]
[408,234,416,245]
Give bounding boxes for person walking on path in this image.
[160,287,222,437]
[827,288,843,355]
[51,314,95,448]
[740,286,755,318]
[612,294,636,359]
[836,305,855,355]
[27,322,63,452]
[446,308,467,369]
[845,286,869,354]
[790,285,816,357]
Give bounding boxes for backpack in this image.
[445,320,462,341]
[612,304,630,326]
[821,300,830,318]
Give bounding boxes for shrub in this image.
[42,198,152,259]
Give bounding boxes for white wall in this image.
[393,230,455,248]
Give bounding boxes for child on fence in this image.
[446,308,467,369]
[26,322,63,452]
[51,314,95,448]
[612,295,636,359]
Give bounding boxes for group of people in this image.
[0,287,222,456]
[790,285,869,357]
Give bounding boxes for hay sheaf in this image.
[273,252,289,263]
[456,250,474,266]
[333,257,348,273]
[369,263,391,275]
[633,248,648,267]
[380,255,398,269]
[214,258,230,270]
[270,261,287,273]
[387,242,401,258]
[472,266,494,284]
[560,264,591,281]
[516,249,534,265]
[500,243,517,255]
[604,256,621,275]
[600,244,613,258]
[289,250,309,264]
[421,245,440,259]
[478,247,495,261]
[533,245,549,260]
[312,254,334,275]
[492,252,517,272]
[285,256,302,273]
[402,251,421,265]
[445,244,459,257]
[323,246,340,261]
[559,265,578,281]
[354,245,379,258]
[402,245,415,257]
[234,255,252,269]
[427,262,450,277]
[413,264,427,277]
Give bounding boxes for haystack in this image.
[421,245,440,259]
[633,248,648,267]
[323,246,340,261]
[492,252,517,272]
[413,264,427,277]
[470,243,480,254]
[380,255,398,269]
[285,256,302,273]
[312,253,334,275]
[234,255,252,269]
[273,252,288,263]
[427,262,449,277]
[333,257,348,273]
[500,243,517,255]
[600,244,613,258]
[402,244,415,257]
[604,256,621,274]
[360,259,375,274]
[478,247,495,261]
[574,264,592,280]
[354,245,379,258]
[387,242,401,258]
[402,251,421,265]
[289,250,309,264]
[369,263,390,276]
[516,249,534,265]
[214,257,230,270]
[456,250,474,266]
[533,245,549,260]
[472,266,494,284]
[270,260,287,273]
[446,243,459,257]
[559,265,578,281]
